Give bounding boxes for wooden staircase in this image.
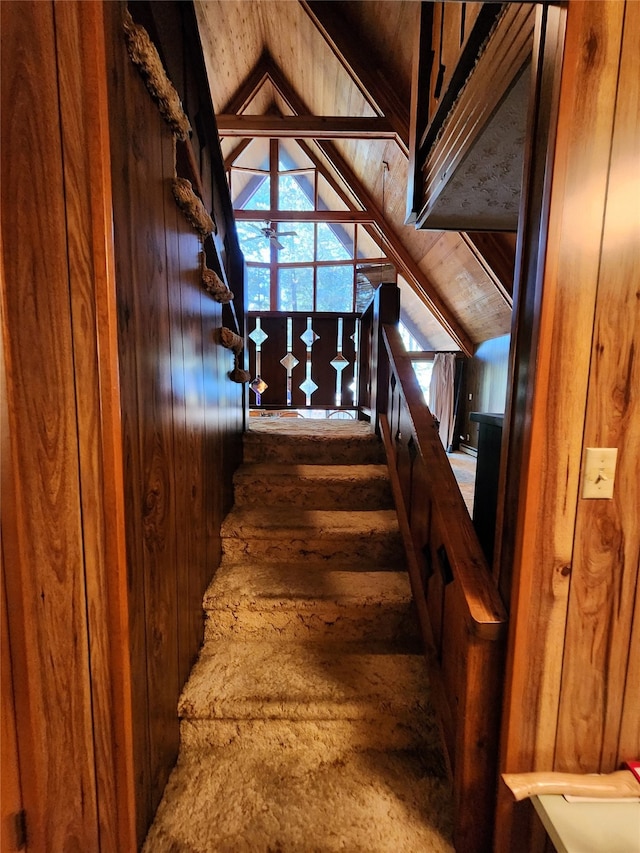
[143,419,454,852]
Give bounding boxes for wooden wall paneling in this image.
[53,2,137,847]
[554,0,640,773]
[105,5,154,839]
[201,285,225,581]
[107,0,180,831]
[497,3,629,849]
[502,0,625,775]
[493,7,567,847]
[618,582,640,762]
[134,101,181,816]
[493,2,567,619]
[0,2,100,848]
[184,252,210,682]
[1,381,24,852]
[163,130,202,689]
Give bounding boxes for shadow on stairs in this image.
[143,419,454,852]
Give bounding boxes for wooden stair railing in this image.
[378,321,508,853]
[246,311,360,412]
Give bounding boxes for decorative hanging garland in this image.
[122,9,191,141]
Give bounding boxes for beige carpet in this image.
[143,420,454,852]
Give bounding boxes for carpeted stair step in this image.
[202,562,421,644]
[233,462,393,510]
[243,419,385,465]
[141,745,454,853]
[178,640,440,754]
[143,417,454,851]
[221,507,404,565]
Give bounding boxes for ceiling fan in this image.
[245,222,297,251]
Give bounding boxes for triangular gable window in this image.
[227,137,391,312]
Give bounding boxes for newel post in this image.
[358,282,400,430]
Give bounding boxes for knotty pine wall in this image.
[2,1,244,849]
[104,2,244,842]
[496,2,639,849]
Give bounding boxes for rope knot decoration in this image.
[218,327,243,354]
[122,9,191,141]
[217,328,250,383]
[201,254,233,303]
[172,178,216,237]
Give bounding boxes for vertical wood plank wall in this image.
[2,1,243,848]
[497,2,639,848]
[1,2,136,849]
[104,2,243,842]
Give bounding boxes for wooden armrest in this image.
[502,770,640,801]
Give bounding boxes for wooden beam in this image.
[299,0,410,155]
[216,114,397,140]
[234,209,372,223]
[262,60,473,355]
[220,54,271,116]
[224,138,252,171]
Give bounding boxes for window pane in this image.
[356,225,381,259]
[236,221,272,262]
[243,175,270,210]
[234,137,270,170]
[399,321,422,352]
[412,361,433,403]
[278,267,313,312]
[317,222,353,261]
[316,174,349,211]
[278,173,314,211]
[247,266,270,311]
[316,265,353,312]
[230,170,256,207]
[277,222,314,263]
[278,139,314,170]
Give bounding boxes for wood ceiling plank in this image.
[461,231,515,306]
[299,0,410,154]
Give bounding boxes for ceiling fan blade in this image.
[277,231,297,238]
[271,238,285,250]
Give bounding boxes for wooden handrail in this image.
[383,324,507,638]
[375,317,507,853]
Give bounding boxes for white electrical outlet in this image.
[582,447,618,499]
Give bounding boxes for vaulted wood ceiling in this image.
[195,0,516,354]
